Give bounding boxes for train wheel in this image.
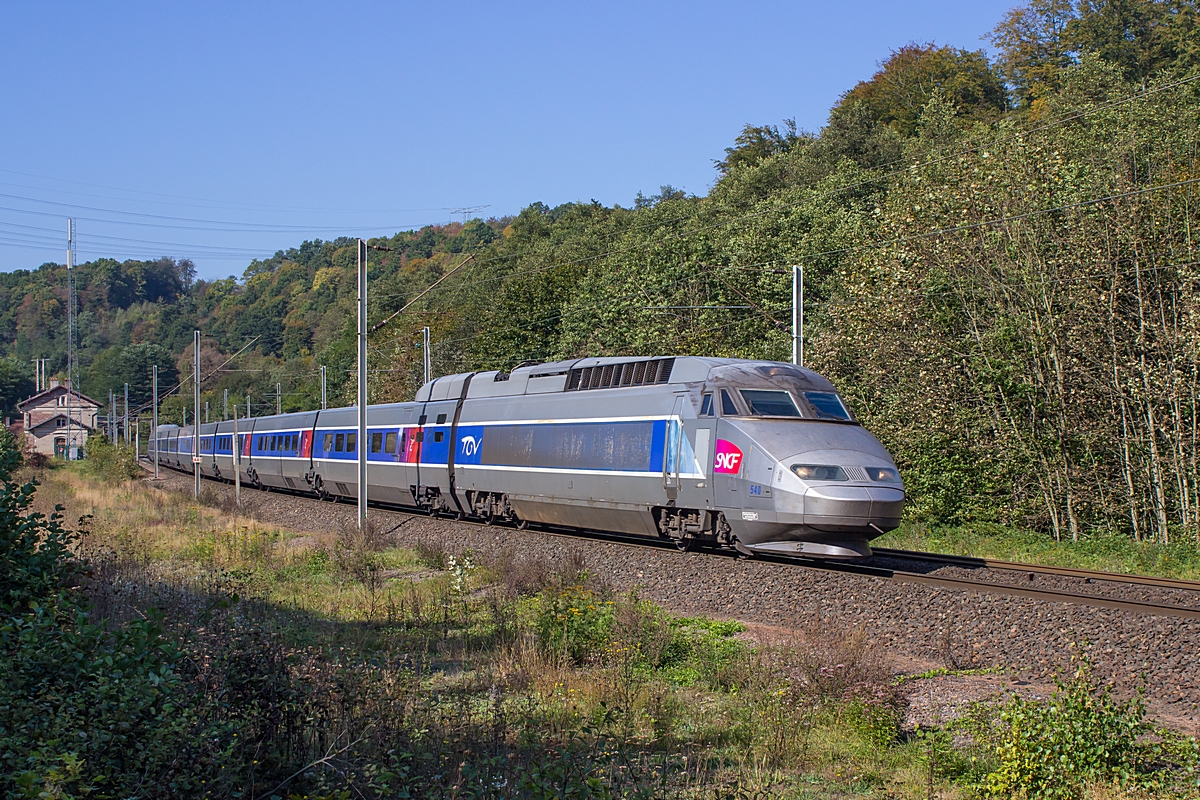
[675,537,698,552]
[516,518,528,530]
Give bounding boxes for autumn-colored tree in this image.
[829,43,1008,136]
[992,0,1200,108]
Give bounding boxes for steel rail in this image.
[871,547,1200,592]
[144,463,1200,621]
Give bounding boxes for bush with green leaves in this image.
[0,465,196,798]
[534,584,615,664]
[981,660,1151,799]
[84,435,141,483]
[0,426,22,480]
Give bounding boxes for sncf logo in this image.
[713,440,743,474]
[460,435,481,456]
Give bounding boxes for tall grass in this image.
[10,465,1196,799]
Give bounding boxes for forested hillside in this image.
[2,0,1199,543]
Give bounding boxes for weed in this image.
[413,536,449,570]
[12,466,1198,800]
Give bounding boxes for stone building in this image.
[17,381,101,458]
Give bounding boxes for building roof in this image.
[27,413,96,434]
[17,385,103,412]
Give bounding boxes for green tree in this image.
[715,120,806,175]
[990,0,1077,106]
[0,358,36,420]
[83,343,178,409]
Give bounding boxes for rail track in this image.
[872,547,1200,592]
[147,464,1200,621]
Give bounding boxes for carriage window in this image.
[385,432,397,454]
[335,433,345,452]
[323,433,333,453]
[436,413,447,424]
[346,433,357,453]
[803,391,852,421]
[272,435,279,451]
[741,389,802,418]
[721,389,739,416]
[700,394,714,417]
[433,431,444,443]
[370,432,382,453]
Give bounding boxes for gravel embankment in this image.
[149,472,1200,733]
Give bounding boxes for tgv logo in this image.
[714,440,743,474]
[460,435,481,456]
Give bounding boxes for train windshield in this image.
[740,389,802,417]
[803,391,852,421]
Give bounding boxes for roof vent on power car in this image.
[566,358,675,391]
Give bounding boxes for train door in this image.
[258,424,286,489]
[715,389,751,511]
[240,420,256,485]
[203,426,218,478]
[663,396,685,497]
[416,400,456,511]
[676,390,717,512]
[413,404,427,501]
[397,406,420,507]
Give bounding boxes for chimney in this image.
[50,379,60,389]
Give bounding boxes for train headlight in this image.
[790,464,848,481]
[866,466,901,483]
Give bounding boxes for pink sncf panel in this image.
[713,439,744,474]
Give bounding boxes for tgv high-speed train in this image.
[152,357,904,558]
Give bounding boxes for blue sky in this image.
[1,1,1015,279]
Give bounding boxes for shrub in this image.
[0,477,82,614]
[981,659,1150,799]
[2,608,189,798]
[534,584,614,664]
[0,466,199,798]
[0,426,22,479]
[84,436,141,483]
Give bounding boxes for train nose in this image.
[803,484,904,532]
